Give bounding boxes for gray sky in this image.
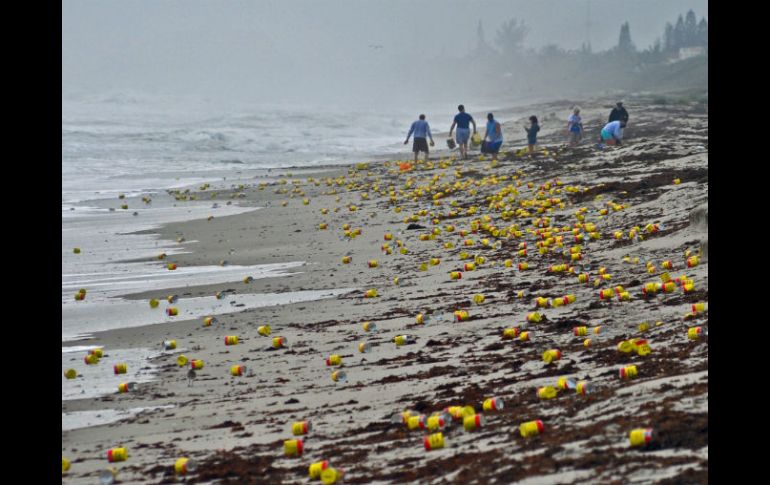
[62,0,708,105]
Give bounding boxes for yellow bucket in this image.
[619,365,638,379]
[309,460,329,479]
[284,439,303,457]
[292,421,311,435]
[326,355,342,366]
[424,432,445,451]
[257,325,271,336]
[629,428,653,447]
[272,337,287,348]
[463,414,484,431]
[107,447,128,462]
[320,468,343,484]
[482,397,504,411]
[519,420,544,438]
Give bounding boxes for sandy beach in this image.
[62,92,708,484]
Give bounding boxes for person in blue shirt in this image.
[524,115,540,157]
[448,105,477,160]
[404,114,435,163]
[599,120,626,146]
[482,113,503,162]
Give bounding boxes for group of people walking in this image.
[404,101,629,162]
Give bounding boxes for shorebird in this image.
[187,369,196,387]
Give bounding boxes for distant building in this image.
[677,46,705,60]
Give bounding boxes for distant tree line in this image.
[443,9,708,101]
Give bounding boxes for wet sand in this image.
[62,93,708,484]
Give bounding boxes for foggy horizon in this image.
[63,0,707,108]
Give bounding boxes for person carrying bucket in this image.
[404,114,435,163]
[482,113,503,162]
[449,105,477,160]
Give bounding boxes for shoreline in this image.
[62,92,707,484]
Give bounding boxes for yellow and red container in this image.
[687,256,700,268]
[519,420,544,438]
[662,281,677,293]
[635,339,652,356]
[177,355,188,367]
[272,336,287,349]
[688,327,703,340]
[537,386,558,400]
[309,460,329,479]
[190,359,204,370]
[542,349,561,364]
[424,432,445,450]
[526,312,542,323]
[230,365,246,376]
[107,447,128,463]
[224,336,239,346]
[519,331,531,342]
[450,271,462,280]
[113,363,127,375]
[292,421,311,436]
[518,262,529,271]
[573,326,588,337]
[464,263,476,271]
[321,467,342,484]
[84,354,99,365]
[661,260,673,270]
[503,327,520,339]
[368,259,378,268]
[331,370,347,382]
[599,289,614,300]
[483,397,504,411]
[326,355,342,366]
[629,428,653,447]
[284,439,303,457]
[576,381,591,395]
[463,414,484,431]
[619,365,638,379]
[454,310,469,322]
[426,414,449,431]
[174,458,196,475]
[407,415,426,430]
[364,289,378,298]
[341,256,351,264]
[166,307,179,316]
[692,302,706,313]
[167,263,177,270]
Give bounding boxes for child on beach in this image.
[566,107,583,146]
[524,116,540,157]
[482,113,503,162]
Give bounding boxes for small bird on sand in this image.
[187,369,196,387]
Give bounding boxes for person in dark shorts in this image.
[524,115,540,157]
[482,113,503,162]
[404,114,435,163]
[449,105,477,160]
